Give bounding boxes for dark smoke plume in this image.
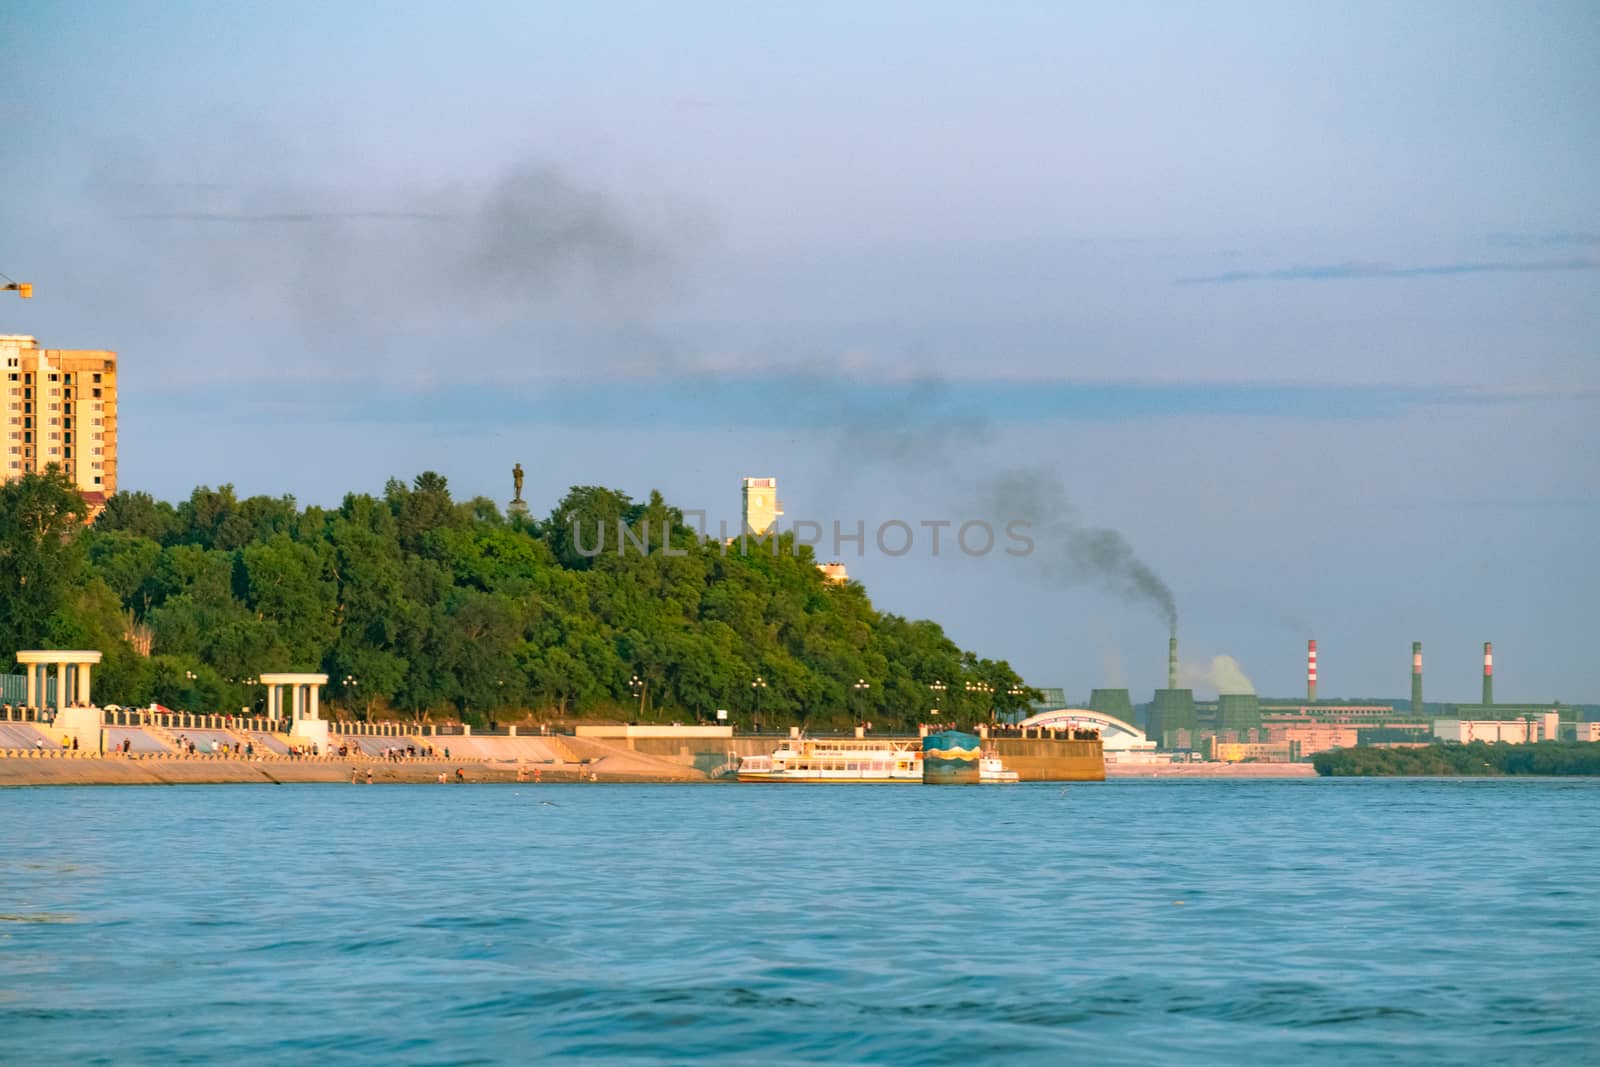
[983,469,1178,635]
[824,378,1181,634]
[86,150,678,354]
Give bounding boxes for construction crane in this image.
[1,270,31,298]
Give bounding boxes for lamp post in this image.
[852,678,870,727]
[1008,685,1027,728]
[751,675,767,733]
[343,675,359,719]
[928,680,947,725]
[965,680,994,724]
[629,675,646,721]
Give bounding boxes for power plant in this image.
[1090,635,1568,755]
[1145,635,1196,745]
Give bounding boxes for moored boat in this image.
[979,754,1020,783]
[736,737,1020,783]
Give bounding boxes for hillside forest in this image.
[0,470,1034,728]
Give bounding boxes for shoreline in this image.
[1105,761,1318,778]
[0,754,1322,786]
[0,755,704,787]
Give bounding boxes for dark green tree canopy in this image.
[3,472,1037,727]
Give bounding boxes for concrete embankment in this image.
[0,726,1110,785]
[612,733,1106,781]
[1105,761,1317,778]
[0,755,706,787]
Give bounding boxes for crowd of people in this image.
[173,735,257,758]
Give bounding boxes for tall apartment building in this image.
[1,335,118,508]
[740,476,783,535]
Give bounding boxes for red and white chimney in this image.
[1307,639,1318,703]
[1482,641,1493,706]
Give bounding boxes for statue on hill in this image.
[510,463,528,515]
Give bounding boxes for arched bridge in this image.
[1017,708,1153,752]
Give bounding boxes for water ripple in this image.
[0,779,1595,1064]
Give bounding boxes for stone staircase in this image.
[141,722,183,753]
[544,735,582,764]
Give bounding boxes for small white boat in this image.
[979,754,1020,783]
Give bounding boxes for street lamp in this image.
[965,680,994,723]
[629,675,646,720]
[343,675,359,719]
[852,678,870,726]
[928,680,947,723]
[751,675,767,733]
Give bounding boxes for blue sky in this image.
[2,1,1596,701]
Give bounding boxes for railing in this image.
[0,705,54,724]
[101,709,291,732]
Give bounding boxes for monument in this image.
[260,672,331,751]
[17,650,105,752]
[509,462,528,517]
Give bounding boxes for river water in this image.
[2,779,1595,1064]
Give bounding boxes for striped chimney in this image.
[1307,639,1318,703]
[1168,636,1178,691]
[1483,642,1493,706]
[1411,641,1424,718]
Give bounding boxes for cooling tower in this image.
[1088,688,1135,724]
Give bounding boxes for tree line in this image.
[1312,742,1600,776]
[1,470,1035,727]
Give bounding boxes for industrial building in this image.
[1434,715,1559,744]
[1057,636,1584,759]
[1,334,118,510]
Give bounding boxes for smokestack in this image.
[1483,641,1493,706]
[1168,636,1178,691]
[1412,641,1424,718]
[1307,639,1318,703]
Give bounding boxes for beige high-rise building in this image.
[741,476,783,535]
[1,335,118,509]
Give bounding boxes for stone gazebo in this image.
[259,672,330,750]
[16,650,105,751]
[16,649,102,710]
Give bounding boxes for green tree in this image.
[0,469,90,655]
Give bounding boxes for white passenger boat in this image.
[736,737,923,782]
[736,737,1020,783]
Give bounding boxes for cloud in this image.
[117,210,449,224]
[144,375,1511,428]
[1484,232,1600,249]
[1175,258,1599,285]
